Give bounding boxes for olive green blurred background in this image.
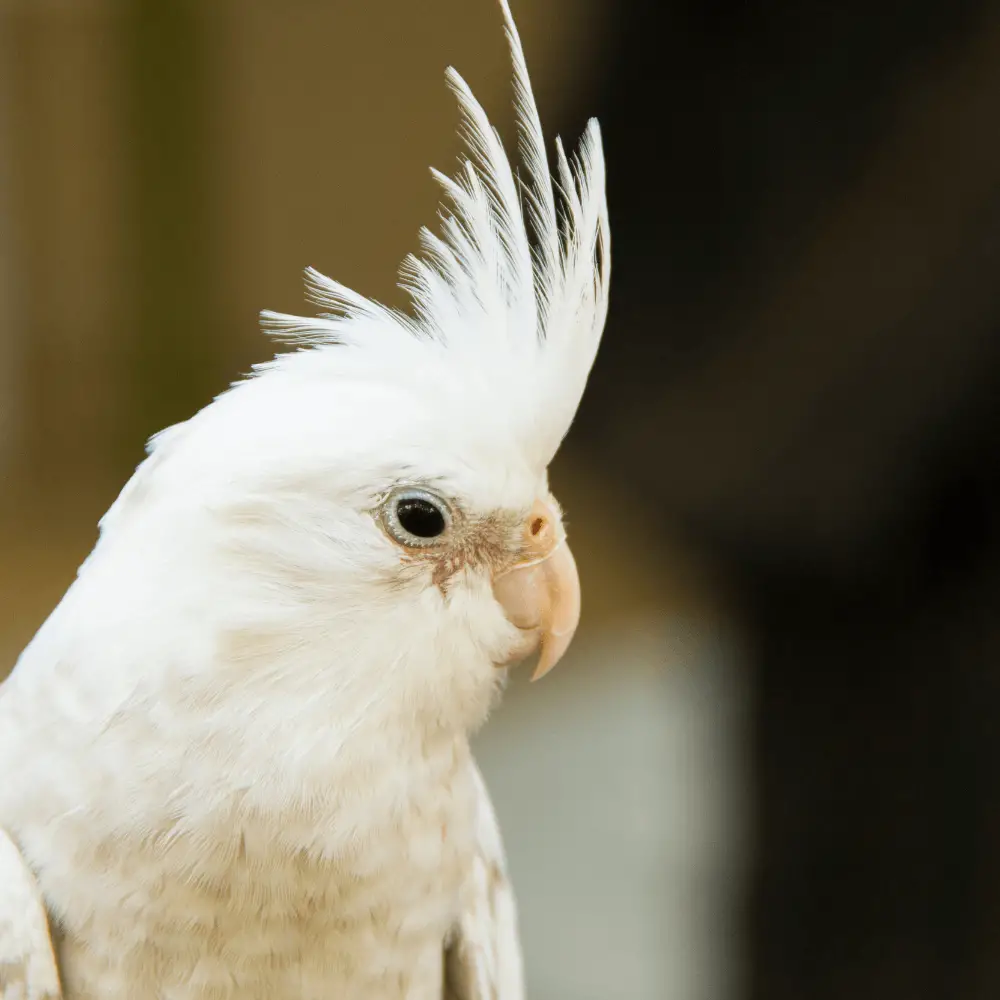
[4,1,1000,998]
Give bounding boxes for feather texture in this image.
[444,764,524,1000]
[0,829,62,1000]
[260,0,610,471]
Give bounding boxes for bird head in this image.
[98,0,609,736]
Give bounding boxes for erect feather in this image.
[259,0,609,471]
[497,0,559,312]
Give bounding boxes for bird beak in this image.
[492,498,581,680]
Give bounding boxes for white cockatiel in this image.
[0,1,609,997]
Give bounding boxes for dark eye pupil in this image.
[396,498,446,539]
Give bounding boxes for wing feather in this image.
[443,763,524,1000]
[0,828,62,1000]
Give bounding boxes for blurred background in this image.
[2,0,999,997]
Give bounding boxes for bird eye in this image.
[381,488,452,547]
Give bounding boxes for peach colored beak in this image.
[492,498,581,680]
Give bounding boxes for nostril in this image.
[530,516,546,538]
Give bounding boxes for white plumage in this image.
[0,1,609,997]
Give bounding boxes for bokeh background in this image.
[2,1,999,998]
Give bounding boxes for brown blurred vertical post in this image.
[1,1,125,503]
[0,12,18,475]
[119,0,220,460]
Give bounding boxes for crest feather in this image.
[260,0,610,469]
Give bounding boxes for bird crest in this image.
[259,0,610,470]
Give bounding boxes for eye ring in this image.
[380,487,453,548]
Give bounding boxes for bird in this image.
[0,0,609,996]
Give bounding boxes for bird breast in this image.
[35,737,481,1000]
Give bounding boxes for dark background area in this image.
[578,1,1000,997]
[2,1,999,997]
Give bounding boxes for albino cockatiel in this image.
[0,1,609,997]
